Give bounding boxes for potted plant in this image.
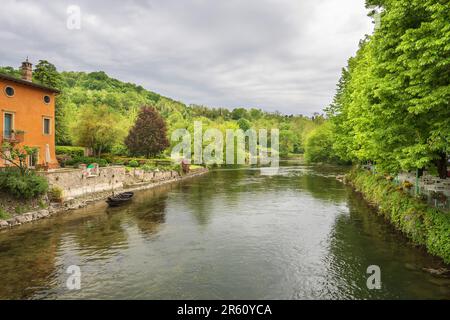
[403,180,414,189]
[48,186,64,203]
[11,130,25,143]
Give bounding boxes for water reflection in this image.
[323,191,450,299]
[73,212,128,257]
[0,163,448,299]
[131,187,168,237]
[0,226,60,299]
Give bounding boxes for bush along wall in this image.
[0,169,48,200]
[346,169,450,264]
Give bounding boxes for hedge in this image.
[0,170,48,200]
[346,168,450,264]
[56,146,85,158]
[64,156,109,167]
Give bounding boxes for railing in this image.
[393,175,450,212]
[363,164,450,212]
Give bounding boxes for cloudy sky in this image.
[0,0,373,115]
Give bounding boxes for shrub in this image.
[141,164,156,172]
[347,168,450,264]
[0,170,48,200]
[56,154,71,167]
[128,160,139,168]
[111,144,129,156]
[48,186,64,202]
[304,122,337,164]
[65,156,108,167]
[56,146,85,158]
[0,208,10,220]
[111,159,125,165]
[125,106,169,158]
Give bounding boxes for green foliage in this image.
[55,146,85,158]
[73,105,126,156]
[64,156,108,167]
[237,118,251,132]
[38,199,47,209]
[55,93,73,146]
[0,62,327,160]
[0,170,48,200]
[0,143,38,175]
[111,144,129,156]
[48,186,63,202]
[141,163,156,172]
[33,60,62,89]
[327,0,450,176]
[128,160,139,168]
[0,66,21,78]
[0,208,10,220]
[15,205,28,214]
[347,169,450,263]
[231,108,248,120]
[304,122,339,163]
[125,106,169,158]
[33,60,72,145]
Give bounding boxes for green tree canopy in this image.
[326,0,449,177]
[73,105,124,156]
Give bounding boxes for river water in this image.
[0,163,449,299]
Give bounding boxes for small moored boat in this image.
[106,192,134,207]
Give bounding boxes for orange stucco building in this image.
[0,60,59,169]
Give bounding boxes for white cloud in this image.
[0,0,373,115]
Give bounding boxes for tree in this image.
[33,60,72,145]
[0,142,38,175]
[33,60,62,89]
[53,93,72,146]
[231,108,248,120]
[125,106,169,158]
[0,66,21,78]
[73,105,123,156]
[304,122,338,164]
[237,118,251,132]
[0,62,326,161]
[328,0,449,177]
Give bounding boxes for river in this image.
[0,162,449,299]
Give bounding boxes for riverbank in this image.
[345,169,450,264]
[0,167,208,230]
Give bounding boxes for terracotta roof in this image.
[0,73,60,93]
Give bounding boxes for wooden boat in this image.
[106,192,134,207]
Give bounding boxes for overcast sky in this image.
[0,0,373,115]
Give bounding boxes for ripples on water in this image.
[0,163,449,299]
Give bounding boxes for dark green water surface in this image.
[0,163,449,299]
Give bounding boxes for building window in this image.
[43,118,51,135]
[5,86,15,97]
[28,151,38,168]
[44,95,51,104]
[3,113,13,139]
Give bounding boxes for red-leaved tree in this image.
[125,106,169,158]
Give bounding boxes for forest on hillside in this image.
[0,63,323,159]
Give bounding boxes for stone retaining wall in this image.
[43,166,180,200]
[0,167,208,230]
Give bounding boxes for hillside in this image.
[0,62,322,157]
